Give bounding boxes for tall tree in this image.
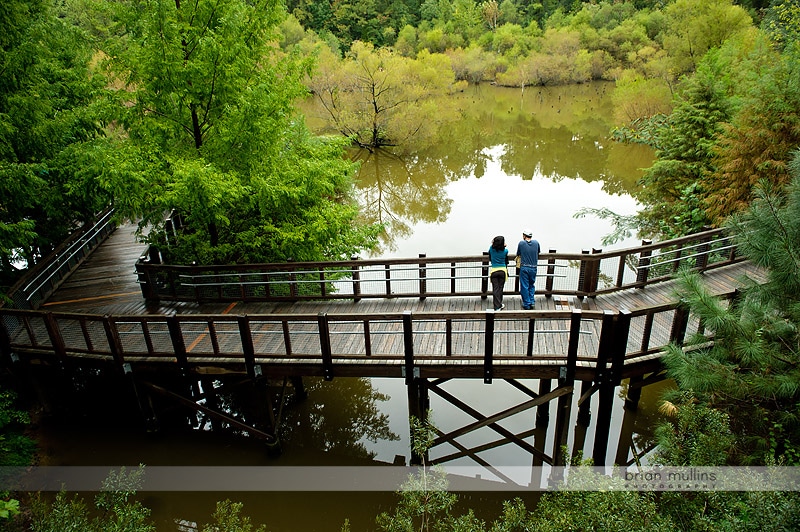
[704,40,800,223]
[634,53,733,239]
[101,0,380,264]
[662,0,753,75]
[662,155,800,465]
[308,40,466,151]
[0,0,110,290]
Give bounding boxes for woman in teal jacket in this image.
[488,235,509,311]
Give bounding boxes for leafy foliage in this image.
[29,466,154,532]
[705,41,800,224]
[0,0,112,289]
[97,0,381,265]
[308,40,467,151]
[201,500,267,532]
[531,470,670,531]
[661,161,800,465]
[0,388,34,526]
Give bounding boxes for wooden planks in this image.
[15,226,766,381]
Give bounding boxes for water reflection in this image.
[352,148,453,252]
[277,377,399,460]
[338,82,654,256]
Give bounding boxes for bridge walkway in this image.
[41,221,764,317]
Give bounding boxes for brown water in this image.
[30,82,662,531]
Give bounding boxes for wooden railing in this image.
[0,293,720,383]
[135,228,741,303]
[3,208,116,310]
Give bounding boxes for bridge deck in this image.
[4,221,761,383]
[42,221,765,317]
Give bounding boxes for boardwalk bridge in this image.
[0,210,764,473]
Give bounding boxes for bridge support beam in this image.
[590,311,618,466]
[536,378,551,427]
[552,310,581,467]
[407,377,430,466]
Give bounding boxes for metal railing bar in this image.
[650,236,733,257]
[635,244,736,269]
[177,272,568,288]
[23,209,116,299]
[175,262,569,282]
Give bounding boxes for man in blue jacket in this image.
[516,230,540,310]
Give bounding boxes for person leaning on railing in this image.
[516,230,540,309]
[488,235,509,311]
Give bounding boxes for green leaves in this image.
[103,0,380,265]
[661,158,800,465]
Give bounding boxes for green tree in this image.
[29,466,154,532]
[308,40,466,151]
[633,55,732,238]
[705,40,800,224]
[662,159,800,465]
[201,500,267,532]
[662,0,753,76]
[375,416,482,532]
[99,0,379,265]
[0,0,110,290]
[530,474,670,531]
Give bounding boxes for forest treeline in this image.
[286,0,800,243]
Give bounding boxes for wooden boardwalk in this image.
[2,222,768,466]
[42,221,765,317]
[3,221,762,383]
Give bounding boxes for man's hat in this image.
[523,230,532,238]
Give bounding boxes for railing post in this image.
[167,315,190,376]
[484,310,495,384]
[450,262,457,295]
[445,318,452,357]
[526,317,536,356]
[481,252,489,300]
[148,246,161,264]
[577,249,590,299]
[589,248,602,297]
[135,261,158,301]
[43,313,68,371]
[287,260,298,300]
[635,240,652,288]
[669,303,691,346]
[610,309,632,386]
[591,310,616,465]
[696,228,712,271]
[402,311,415,385]
[418,254,427,301]
[239,316,257,379]
[317,313,334,381]
[384,264,392,297]
[545,249,556,297]
[318,269,327,298]
[351,255,361,303]
[102,315,127,369]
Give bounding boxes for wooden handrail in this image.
[0,293,725,382]
[135,227,741,303]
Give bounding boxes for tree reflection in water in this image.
[352,147,453,254]
[278,377,399,460]
[345,82,653,255]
